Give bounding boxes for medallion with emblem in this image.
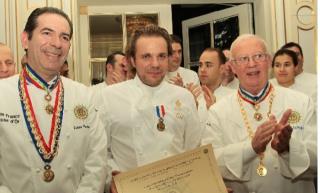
[74,105,88,120]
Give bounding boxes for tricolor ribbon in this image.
[238,82,273,105]
[156,105,166,120]
[24,64,59,91]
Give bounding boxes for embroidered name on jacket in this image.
[0,112,20,124]
[74,124,90,130]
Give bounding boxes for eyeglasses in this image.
[232,53,268,65]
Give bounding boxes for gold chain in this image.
[237,87,275,176]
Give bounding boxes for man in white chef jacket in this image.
[201,34,316,193]
[96,25,201,193]
[0,7,108,193]
[165,35,200,87]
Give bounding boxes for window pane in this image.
[89,15,123,58]
[213,16,239,50]
[91,61,105,85]
[188,24,211,66]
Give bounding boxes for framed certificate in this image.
[114,144,227,193]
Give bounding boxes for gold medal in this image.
[44,93,52,101]
[43,165,54,182]
[74,105,88,119]
[288,110,301,124]
[45,104,54,114]
[254,112,263,121]
[157,118,165,131]
[257,164,267,176]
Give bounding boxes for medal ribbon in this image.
[238,82,272,105]
[156,105,165,119]
[24,64,59,91]
[18,68,64,163]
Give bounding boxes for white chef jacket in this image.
[201,85,316,193]
[166,67,200,86]
[224,78,239,90]
[97,75,201,172]
[0,75,108,193]
[269,78,317,112]
[197,85,233,127]
[90,82,109,108]
[295,71,317,87]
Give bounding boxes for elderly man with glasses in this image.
[201,34,316,193]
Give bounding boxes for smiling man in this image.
[95,25,201,193]
[201,34,316,193]
[0,7,108,193]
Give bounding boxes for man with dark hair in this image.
[59,60,69,78]
[0,42,16,79]
[92,51,126,90]
[166,34,200,87]
[188,48,233,106]
[95,25,201,193]
[186,48,233,134]
[0,7,108,193]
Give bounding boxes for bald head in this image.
[0,43,16,79]
[229,34,271,94]
[230,34,269,59]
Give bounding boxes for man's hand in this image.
[110,72,126,85]
[271,109,293,154]
[185,83,202,108]
[202,85,216,110]
[168,72,184,87]
[252,115,276,154]
[110,170,120,193]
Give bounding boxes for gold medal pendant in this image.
[43,164,55,182]
[44,93,53,114]
[257,163,267,176]
[45,104,54,114]
[44,93,52,101]
[254,112,263,121]
[157,118,165,131]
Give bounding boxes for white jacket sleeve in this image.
[278,97,317,180]
[0,186,13,193]
[201,106,257,181]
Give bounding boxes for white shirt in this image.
[91,81,108,91]
[225,78,239,89]
[197,85,233,127]
[166,67,200,86]
[295,71,317,87]
[0,75,108,193]
[270,78,317,111]
[97,76,201,172]
[201,86,316,193]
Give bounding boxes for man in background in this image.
[221,49,239,89]
[166,34,199,87]
[92,51,126,90]
[186,48,233,132]
[59,60,69,78]
[0,43,16,79]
